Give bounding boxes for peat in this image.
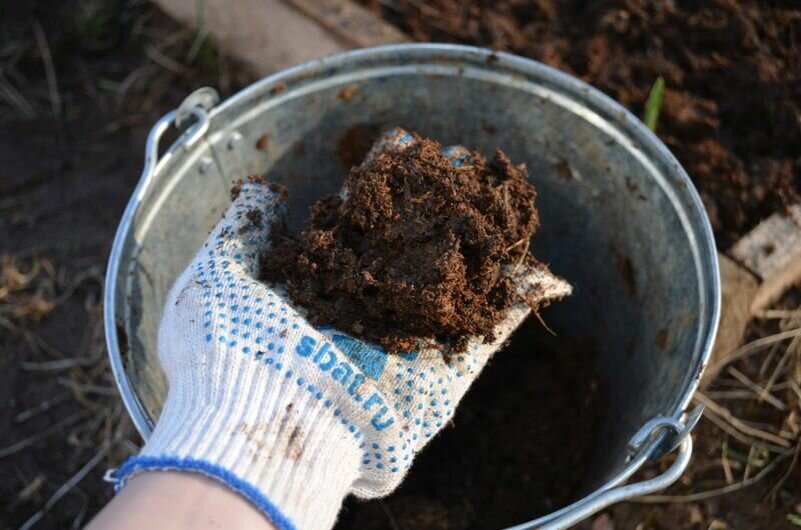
[262,133,562,353]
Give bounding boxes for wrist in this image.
[119,359,362,530]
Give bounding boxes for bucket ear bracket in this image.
[631,404,703,461]
[141,87,219,176]
[175,87,220,131]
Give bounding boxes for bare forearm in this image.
[86,472,276,530]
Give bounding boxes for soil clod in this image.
[263,131,566,353]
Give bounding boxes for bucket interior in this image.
[114,47,717,528]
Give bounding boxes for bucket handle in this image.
[508,406,702,529]
[142,88,220,177]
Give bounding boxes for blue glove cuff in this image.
[113,455,296,530]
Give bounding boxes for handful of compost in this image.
[113,129,571,530]
[264,128,570,354]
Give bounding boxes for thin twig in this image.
[633,451,792,503]
[21,355,102,371]
[31,19,61,117]
[706,390,773,400]
[769,442,801,501]
[378,500,400,530]
[0,190,46,211]
[757,309,801,320]
[759,340,782,379]
[744,445,757,481]
[18,445,110,530]
[763,340,797,397]
[505,238,526,252]
[692,457,741,476]
[185,27,209,63]
[694,392,791,448]
[0,314,66,358]
[696,398,787,453]
[532,308,557,336]
[0,409,91,459]
[790,380,801,402]
[51,265,103,307]
[70,500,89,530]
[722,445,766,468]
[721,441,734,484]
[0,72,36,118]
[14,392,70,423]
[115,64,157,104]
[708,328,801,375]
[513,239,529,273]
[16,475,46,503]
[727,366,787,411]
[714,414,784,453]
[57,376,117,396]
[144,44,190,74]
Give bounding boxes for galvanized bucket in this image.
[104,44,720,529]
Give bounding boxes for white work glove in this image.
[111,131,571,530]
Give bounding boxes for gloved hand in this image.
[112,132,571,530]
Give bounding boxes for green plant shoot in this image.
[644,76,665,132]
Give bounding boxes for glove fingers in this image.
[442,144,473,167]
[356,127,417,169]
[198,177,289,279]
[508,263,573,304]
[360,130,474,170]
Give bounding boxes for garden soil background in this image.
[1,1,800,529]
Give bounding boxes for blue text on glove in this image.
[296,335,394,431]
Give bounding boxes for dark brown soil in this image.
[263,133,559,353]
[336,123,382,170]
[336,317,607,529]
[359,0,801,248]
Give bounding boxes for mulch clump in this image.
[262,133,554,353]
[359,0,801,248]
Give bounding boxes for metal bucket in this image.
[105,44,720,528]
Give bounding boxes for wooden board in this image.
[153,0,409,76]
[703,206,801,386]
[286,0,409,49]
[729,204,801,313]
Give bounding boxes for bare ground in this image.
[0,2,251,527]
[1,1,799,529]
